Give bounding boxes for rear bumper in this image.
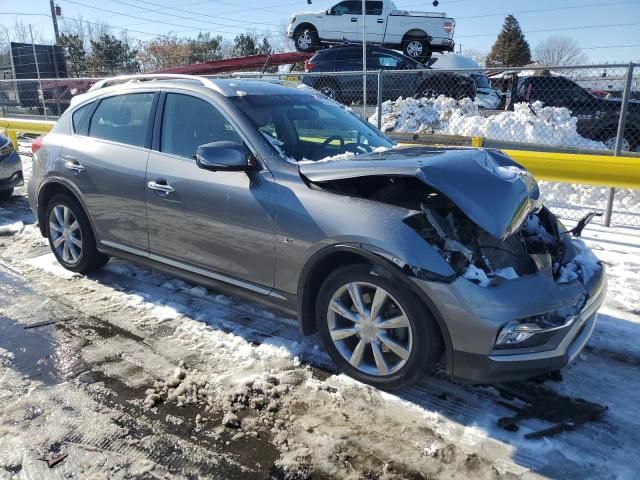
[0,151,23,189]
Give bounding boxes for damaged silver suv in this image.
[27,75,606,389]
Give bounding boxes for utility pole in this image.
[49,0,60,43]
[362,0,367,118]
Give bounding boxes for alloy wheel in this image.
[406,40,423,58]
[604,136,634,152]
[297,32,312,50]
[49,205,83,264]
[327,281,413,376]
[319,85,337,99]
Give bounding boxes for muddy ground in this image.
[1,160,639,479]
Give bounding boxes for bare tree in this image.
[460,48,487,67]
[534,35,587,66]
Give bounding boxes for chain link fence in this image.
[1,63,638,228]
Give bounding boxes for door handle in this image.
[63,157,85,173]
[351,17,357,22]
[377,19,384,23]
[147,180,175,194]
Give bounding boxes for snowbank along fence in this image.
[1,63,639,227]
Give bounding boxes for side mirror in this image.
[195,141,257,172]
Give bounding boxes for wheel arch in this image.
[37,178,97,238]
[402,29,431,44]
[294,22,318,35]
[296,244,453,372]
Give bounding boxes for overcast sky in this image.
[3,0,640,64]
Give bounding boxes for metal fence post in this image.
[604,62,634,227]
[29,25,48,120]
[377,69,383,130]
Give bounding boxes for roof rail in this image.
[87,73,222,93]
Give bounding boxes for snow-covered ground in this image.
[371,97,606,149]
[1,154,640,478]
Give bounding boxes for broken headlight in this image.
[495,313,576,348]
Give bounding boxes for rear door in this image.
[145,91,276,289]
[324,1,359,40]
[60,91,157,251]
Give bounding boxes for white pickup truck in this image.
[287,0,455,62]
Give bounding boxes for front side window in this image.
[160,93,242,159]
[366,1,383,15]
[231,92,393,162]
[332,1,361,15]
[88,93,154,147]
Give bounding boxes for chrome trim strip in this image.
[100,240,284,299]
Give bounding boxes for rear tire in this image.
[45,194,109,273]
[0,188,14,199]
[403,37,431,63]
[293,27,319,53]
[316,264,443,390]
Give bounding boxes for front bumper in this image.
[412,261,607,384]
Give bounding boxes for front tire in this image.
[316,264,443,390]
[293,27,319,53]
[315,77,341,102]
[45,194,109,273]
[0,188,14,199]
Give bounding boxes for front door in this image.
[325,0,359,40]
[60,92,156,251]
[145,92,276,290]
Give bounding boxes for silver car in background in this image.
[27,75,606,389]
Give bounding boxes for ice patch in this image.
[0,220,24,235]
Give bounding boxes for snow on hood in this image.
[299,147,541,240]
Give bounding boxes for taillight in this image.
[305,61,316,72]
[443,21,453,33]
[31,135,44,155]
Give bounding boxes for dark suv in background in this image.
[302,45,476,104]
[493,73,640,151]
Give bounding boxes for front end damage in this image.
[300,147,606,383]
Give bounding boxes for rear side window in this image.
[72,103,92,133]
[160,93,243,159]
[88,93,155,147]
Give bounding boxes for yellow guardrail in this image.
[1,118,638,189]
[0,118,56,149]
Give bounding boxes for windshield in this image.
[229,92,394,162]
[470,73,492,89]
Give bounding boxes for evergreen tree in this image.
[256,37,273,56]
[59,33,87,77]
[188,32,223,63]
[232,34,257,57]
[485,15,531,67]
[90,34,137,74]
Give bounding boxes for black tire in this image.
[45,194,109,273]
[293,27,319,53]
[403,37,431,63]
[315,77,341,102]
[316,264,443,390]
[0,188,14,199]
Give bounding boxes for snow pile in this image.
[524,213,557,245]
[463,264,519,287]
[371,97,606,149]
[558,238,602,284]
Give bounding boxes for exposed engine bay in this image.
[314,175,576,287]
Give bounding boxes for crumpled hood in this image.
[299,147,541,240]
